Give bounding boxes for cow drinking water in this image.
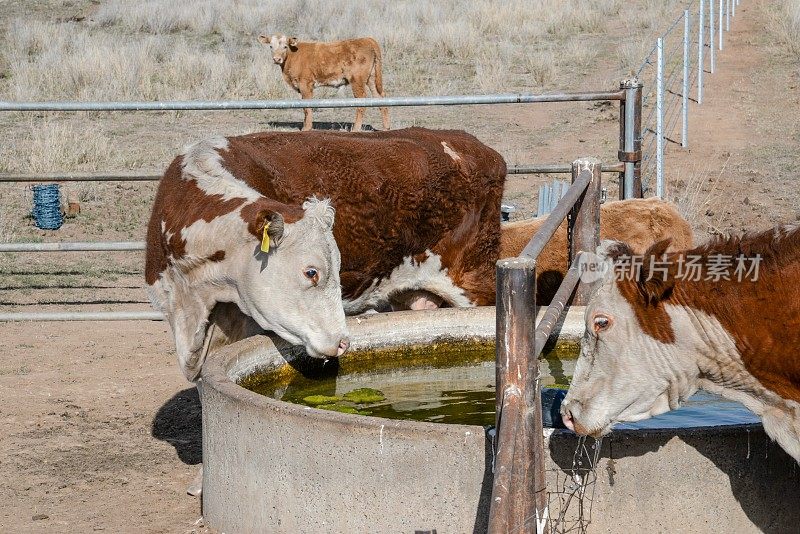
[145,138,349,382]
[560,225,800,462]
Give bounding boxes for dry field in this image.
[0,0,799,532]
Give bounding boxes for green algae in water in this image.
[342,388,386,404]
[302,395,342,406]
[317,403,364,415]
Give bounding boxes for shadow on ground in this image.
[265,120,377,132]
[152,387,202,465]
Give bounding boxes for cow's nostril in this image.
[336,338,350,357]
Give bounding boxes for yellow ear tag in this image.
[261,223,271,253]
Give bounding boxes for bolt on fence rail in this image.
[490,158,601,533]
[636,0,741,196]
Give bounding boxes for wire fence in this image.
[637,0,741,196]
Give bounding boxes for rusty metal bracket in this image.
[617,149,642,163]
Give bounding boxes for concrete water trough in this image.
[199,306,800,533]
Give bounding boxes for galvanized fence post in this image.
[619,78,643,199]
[710,0,716,73]
[568,158,601,305]
[682,9,690,148]
[732,0,735,18]
[493,257,547,532]
[726,0,731,30]
[719,0,724,50]
[656,37,665,198]
[698,0,705,104]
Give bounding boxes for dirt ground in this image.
[1,1,799,532]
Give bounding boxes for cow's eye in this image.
[593,315,611,333]
[304,268,320,285]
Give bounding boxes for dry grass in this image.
[665,156,735,237]
[763,0,800,58]
[1,0,677,100]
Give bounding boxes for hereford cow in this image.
[147,127,505,380]
[560,225,800,462]
[499,197,694,303]
[259,34,390,132]
[146,163,350,382]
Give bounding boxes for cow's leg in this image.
[350,79,367,132]
[368,76,390,130]
[299,83,314,131]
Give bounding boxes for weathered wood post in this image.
[491,257,547,532]
[569,158,602,306]
[618,78,643,199]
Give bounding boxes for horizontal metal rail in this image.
[0,241,145,252]
[520,170,591,259]
[534,260,582,357]
[0,172,162,182]
[0,163,624,183]
[508,162,623,175]
[0,91,626,113]
[0,310,164,321]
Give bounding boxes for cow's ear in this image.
[258,34,270,45]
[637,239,675,304]
[287,37,299,49]
[252,209,285,248]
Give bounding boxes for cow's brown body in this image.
[499,198,694,303]
[157,127,505,315]
[260,34,390,131]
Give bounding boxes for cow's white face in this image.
[560,241,700,436]
[235,198,349,359]
[258,33,297,65]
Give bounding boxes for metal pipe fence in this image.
[637,0,742,196]
[0,163,627,184]
[0,91,624,112]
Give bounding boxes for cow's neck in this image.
[665,254,800,405]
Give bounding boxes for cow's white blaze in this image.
[235,198,348,361]
[342,251,473,314]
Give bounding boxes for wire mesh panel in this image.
[546,436,604,534]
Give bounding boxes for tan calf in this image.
[259,34,390,132]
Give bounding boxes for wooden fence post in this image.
[492,258,547,532]
[569,158,602,306]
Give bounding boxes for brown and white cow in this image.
[560,225,800,462]
[499,197,694,303]
[259,34,390,132]
[146,142,350,381]
[146,127,505,379]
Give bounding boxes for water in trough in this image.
[239,342,760,429]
